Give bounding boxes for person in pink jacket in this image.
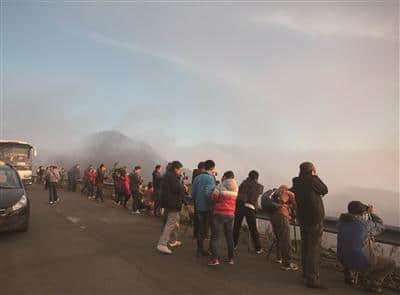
[270,185,298,271]
[208,171,239,266]
[120,169,131,207]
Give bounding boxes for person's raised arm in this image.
[311,176,328,196]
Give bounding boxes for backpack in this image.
[260,188,282,214]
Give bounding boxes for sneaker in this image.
[208,259,220,266]
[227,259,234,265]
[275,259,283,264]
[169,241,182,248]
[281,263,299,271]
[157,244,172,254]
[256,249,264,255]
[49,201,54,205]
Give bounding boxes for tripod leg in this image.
[266,239,276,260]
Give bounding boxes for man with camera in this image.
[337,201,396,294]
[291,162,328,289]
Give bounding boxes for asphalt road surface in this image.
[1,185,396,295]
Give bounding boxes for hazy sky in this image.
[2,1,399,194]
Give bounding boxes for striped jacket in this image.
[211,178,239,217]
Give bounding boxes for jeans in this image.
[211,215,234,260]
[197,211,211,252]
[233,200,261,251]
[271,213,292,266]
[158,210,180,246]
[88,182,95,197]
[300,222,323,285]
[95,184,104,201]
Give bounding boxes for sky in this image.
[1,1,399,205]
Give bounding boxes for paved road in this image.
[1,185,395,295]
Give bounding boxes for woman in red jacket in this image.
[87,167,97,199]
[120,169,131,207]
[209,171,238,266]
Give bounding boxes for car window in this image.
[0,167,22,188]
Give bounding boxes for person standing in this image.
[71,164,81,192]
[192,161,206,239]
[120,169,131,207]
[291,162,328,289]
[95,164,107,202]
[47,166,60,205]
[156,161,186,255]
[192,160,216,256]
[208,171,238,266]
[233,170,264,254]
[270,185,298,271]
[130,166,143,214]
[87,167,97,199]
[152,165,163,216]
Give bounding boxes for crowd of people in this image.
[36,160,396,293]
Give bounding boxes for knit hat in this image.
[348,201,369,215]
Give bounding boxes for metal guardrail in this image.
[256,213,400,247]
[102,181,400,247]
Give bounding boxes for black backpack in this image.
[260,189,282,214]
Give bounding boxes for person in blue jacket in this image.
[192,160,216,256]
[337,201,395,293]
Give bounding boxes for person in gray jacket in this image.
[47,166,60,205]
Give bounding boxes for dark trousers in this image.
[300,222,323,285]
[271,213,292,266]
[131,191,142,211]
[95,184,104,201]
[233,201,261,251]
[153,190,161,216]
[71,180,77,192]
[88,182,95,197]
[193,207,200,238]
[211,215,234,260]
[197,211,211,252]
[48,182,58,202]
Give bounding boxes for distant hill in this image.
[36,130,166,180]
[324,187,399,226]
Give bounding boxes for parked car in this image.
[0,161,30,232]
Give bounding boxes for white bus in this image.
[0,140,37,185]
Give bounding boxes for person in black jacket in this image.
[233,170,264,254]
[130,166,143,214]
[157,161,186,255]
[152,165,163,216]
[291,162,328,289]
[95,164,107,202]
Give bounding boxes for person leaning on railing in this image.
[337,201,396,294]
